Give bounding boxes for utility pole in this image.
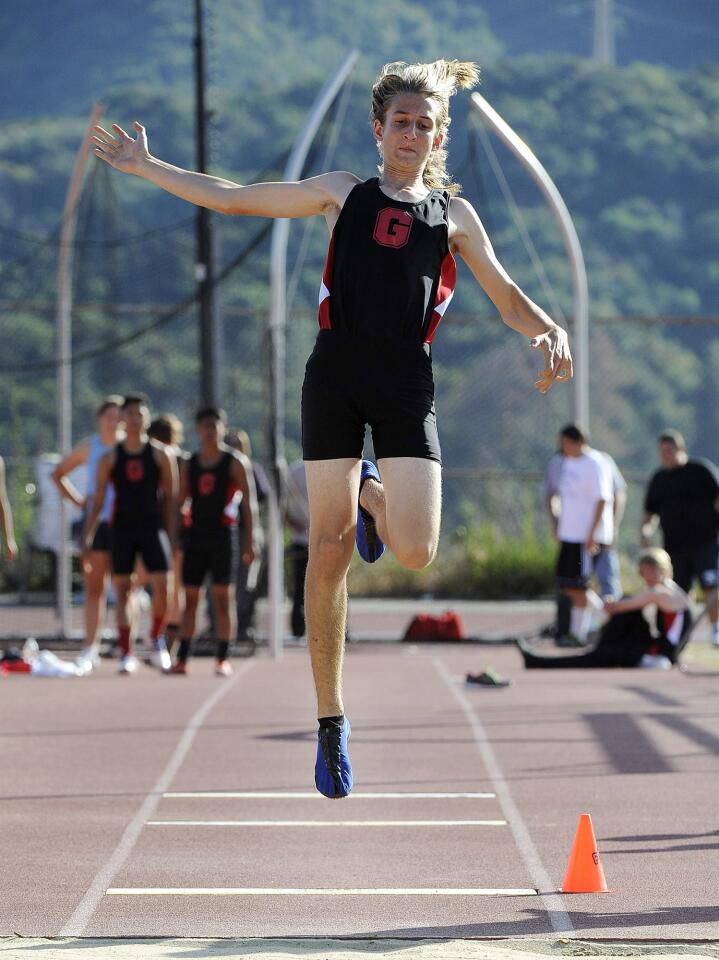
[593,0,616,66]
[194,0,218,405]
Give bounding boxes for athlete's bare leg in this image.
[180,586,200,640]
[363,457,441,569]
[84,550,110,651]
[148,572,168,626]
[211,584,234,643]
[304,458,359,718]
[113,574,134,655]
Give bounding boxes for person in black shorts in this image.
[168,407,257,677]
[91,58,572,795]
[84,393,178,674]
[642,429,719,647]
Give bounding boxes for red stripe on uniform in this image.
[424,250,456,344]
[318,232,335,330]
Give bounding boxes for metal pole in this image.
[469,92,590,430]
[267,50,359,660]
[593,0,616,66]
[195,0,217,405]
[55,102,104,639]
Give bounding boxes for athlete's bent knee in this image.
[394,540,437,570]
[310,535,353,579]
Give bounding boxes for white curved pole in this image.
[267,50,359,660]
[469,92,589,429]
[56,102,104,639]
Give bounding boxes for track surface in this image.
[1,620,718,940]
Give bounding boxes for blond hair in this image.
[370,59,480,196]
[638,548,673,579]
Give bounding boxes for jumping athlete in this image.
[91,58,572,795]
[52,395,124,670]
[168,407,257,676]
[83,394,178,674]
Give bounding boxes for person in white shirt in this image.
[546,424,614,644]
[545,427,627,639]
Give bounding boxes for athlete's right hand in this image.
[91,122,149,175]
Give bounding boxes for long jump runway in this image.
[1,643,718,940]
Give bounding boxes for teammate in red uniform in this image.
[169,407,257,676]
[84,394,178,674]
[92,59,572,794]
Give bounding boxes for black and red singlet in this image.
[318,177,455,343]
[110,442,161,527]
[186,451,239,531]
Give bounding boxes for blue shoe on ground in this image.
[315,717,353,799]
[356,460,386,563]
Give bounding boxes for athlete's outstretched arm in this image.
[91,122,355,218]
[450,197,573,394]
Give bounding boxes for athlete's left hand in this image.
[241,546,256,567]
[531,325,573,394]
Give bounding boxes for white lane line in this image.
[59,661,255,937]
[107,887,537,897]
[163,791,496,799]
[146,819,508,826]
[433,656,574,935]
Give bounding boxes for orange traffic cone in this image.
[561,813,609,893]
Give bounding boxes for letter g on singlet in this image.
[373,207,413,248]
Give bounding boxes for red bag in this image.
[402,611,465,642]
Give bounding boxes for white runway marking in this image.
[163,791,496,799]
[433,656,574,935]
[107,887,538,897]
[59,661,255,937]
[146,819,507,827]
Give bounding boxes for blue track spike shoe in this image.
[315,717,353,799]
[356,460,386,563]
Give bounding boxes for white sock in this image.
[570,606,592,641]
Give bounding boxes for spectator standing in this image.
[545,427,626,638]
[642,429,719,647]
[52,396,123,669]
[169,407,257,675]
[83,394,177,673]
[548,424,613,645]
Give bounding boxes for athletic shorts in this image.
[301,331,441,463]
[91,521,112,554]
[556,541,607,589]
[111,524,170,576]
[182,527,237,587]
[668,541,719,593]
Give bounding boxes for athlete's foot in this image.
[117,654,139,675]
[167,660,188,675]
[356,460,386,563]
[215,659,233,677]
[315,716,353,799]
[150,636,172,672]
